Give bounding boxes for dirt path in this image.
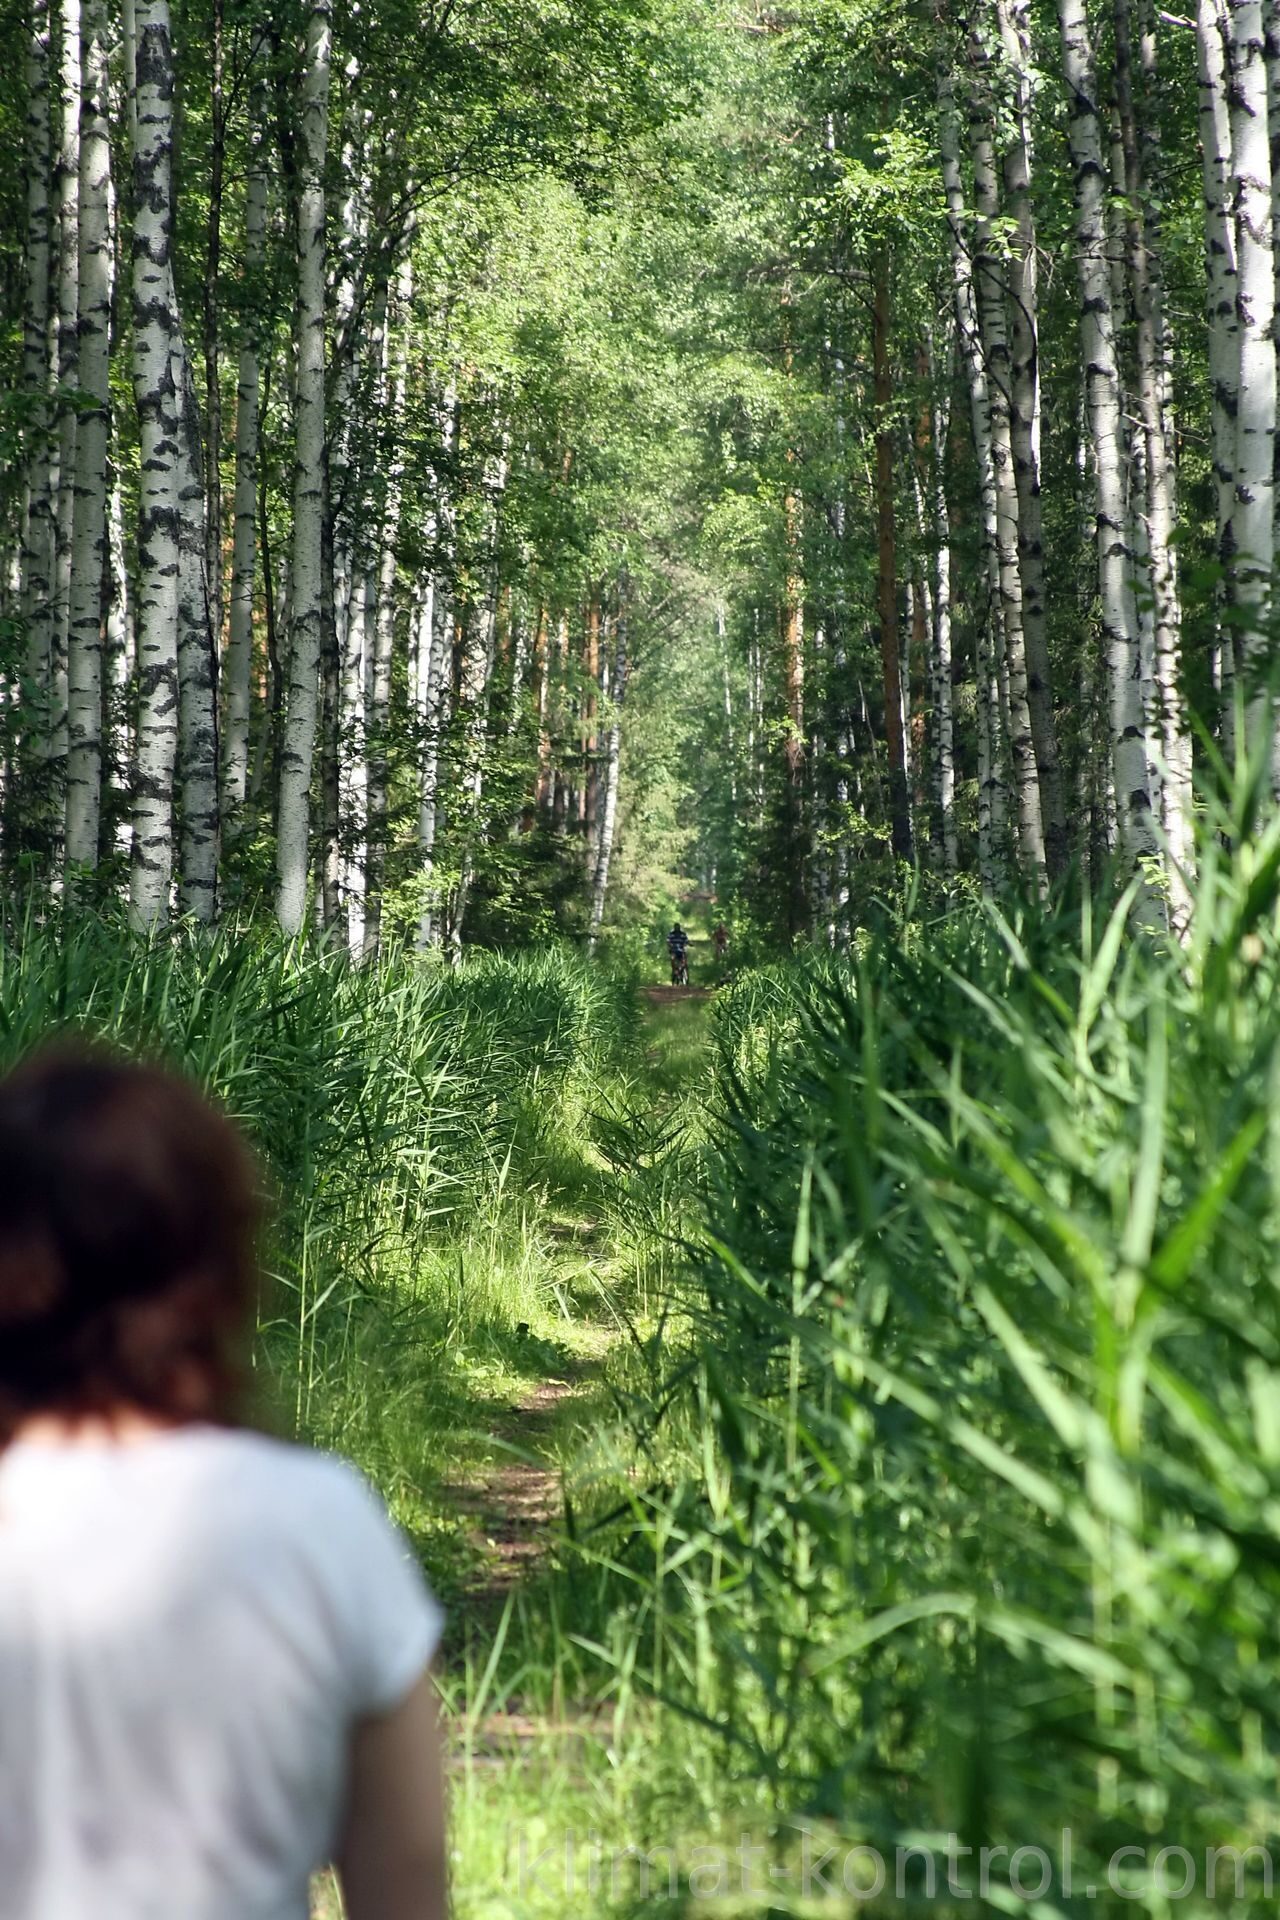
[442,984,712,1625]
[442,1349,604,1615]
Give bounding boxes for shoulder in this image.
[179,1430,393,1537]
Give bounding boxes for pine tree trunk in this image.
[967,23,1047,884]
[1059,0,1159,878]
[64,0,112,874]
[276,0,332,936]
[995,0,1068,878]
[938,53,1005,889]
[21,0,55,796]
[1226,0,1276,726]
[128,0,182,926]
[221,56,267,830]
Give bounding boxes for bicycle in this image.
[670,950,689,987]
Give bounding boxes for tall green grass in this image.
[0,920,637,1568]
[583,806,1280,1912]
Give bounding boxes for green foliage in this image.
[580,810,1280,1911]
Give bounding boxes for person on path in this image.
[667,922,689,985]
[712,923,729,964]
[0,1044,448,1920]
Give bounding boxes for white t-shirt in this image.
[0,1427,444,1920]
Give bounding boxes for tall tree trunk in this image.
[588,589,627,950]
[363,249,413,960]
[921,332,958,874]
[415,572,454,951]
[221,56,267,830]
[128,0,182,926]
[203,0,226,656]
[449,444,509,956]
[21,0,55,801]
[1226,0,1276,738]
[873,261,913,863]
[176,354,218,920]
[583,595,601,851]
[1116,0,1193,910]
[967,21,1047,884]
[995,0,1068,879]
[938,51,1005,889]
[276,0,332,936]
[64,0,113,874]
[51,0,81,780]
[1059,0,1159,879]
[1199,0,1239,715]
[319,473,342,933]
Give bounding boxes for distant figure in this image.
[712,922,729,965]
[0,1046,447,1920]
[667,922,689,986]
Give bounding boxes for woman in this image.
[0,1045,447,1920]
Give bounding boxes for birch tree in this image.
[993,0,1067,878]
[1199,0,1238,705]
[222,56,268,829]
[276,0,333,936]
[938,57,1005,891]
[588,590,628,948]
[129,0,182,925]
[21,0,55,776]
[64,0,113,873]
[966,20,1046,884]
[1059,0,1158,877]
[51,0,81,769]
[1225,0,1276,733]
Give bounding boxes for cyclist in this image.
[667,922,690,986]
[712,922,729,965]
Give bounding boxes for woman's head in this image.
[0,1044,263,1441]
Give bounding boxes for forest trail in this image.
[442,984,715,1628]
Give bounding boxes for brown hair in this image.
[0,1044,264,1442]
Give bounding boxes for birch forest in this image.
[4,0,1279,946]
[14,3,1280,1916]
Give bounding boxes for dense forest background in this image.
[3,0,1269,952]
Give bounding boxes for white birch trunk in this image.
[276,0,332,936]
[128,0,181,926]
[222,57,267,828]
[106,430,133,858]
[362,249,413,962]
[1226,0,1277,748]
[449,444,509,957]
[21,0,55,769]
[588,602,627,951]
[927,345,958,875]
[51,0,81,774]
[938,58,1004,890]
[175,354,218,920]
[414,576,453,952]
[1116,0,1193,913]
[1059,0,1159,878]
[1199,0,1239,711]
[995,0,1068,879]
[967,30,1047,885]
[64,0,112,873]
